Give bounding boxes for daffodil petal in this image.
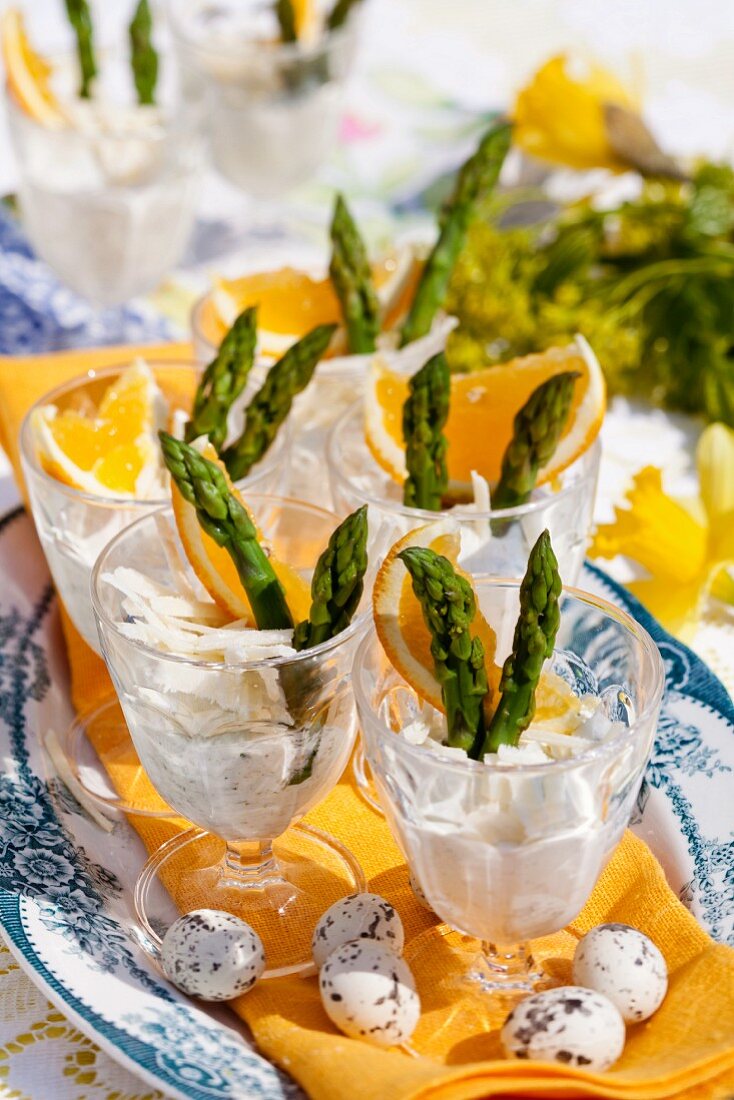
[591,466,708,584]
[709,508,734,565]
[709,563,734,609]
[627,576,703,643]
[513,54,634,171]
[697,422,734,526]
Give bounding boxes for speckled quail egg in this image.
[161,909,265,1001]
[573,922,668,1022]
[319,940,420,1047]
[311,893,405,968]
[501,985,625,1071]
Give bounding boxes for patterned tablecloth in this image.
[0,0,732,1095]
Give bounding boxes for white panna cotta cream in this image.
[12,97,201,304]
[380,680,632,944]
[170,0,353,197]
[291,314,455,504]
[102,565,355,841]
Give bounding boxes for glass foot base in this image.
[404,926,550,1061]
[351,741,383,815]
[134,824,366,979]
[47,698,173,819]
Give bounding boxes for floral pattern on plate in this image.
[0,510,731,1098]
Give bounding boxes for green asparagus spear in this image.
[159,432,293,630]
[492,371,580,510]
[293,505,368,650]
[129,0,158,106]
[482,529,562,754]
[274,0,297,42]
[327,0,362,30]
[399,121,512,347]
[329,194,380,354]
[186,307,258,454]
[398,547,489,758]
[222,322,336,481]
[64,0,96,99]
[402,352,450,511]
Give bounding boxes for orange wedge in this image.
[533,670,586,734]
[203,248,421,359]
[32,360,166,497]
[292,0,316,38]
[1,9,66,128]
[373,519,502,713]
[171,443,312,626]
[365,336,605,490]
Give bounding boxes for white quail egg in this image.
[161,909,265,1001]
[319,940,420,1047]
[311,892,405,968]
[573,922,668,1022]
[501,985,625,1071]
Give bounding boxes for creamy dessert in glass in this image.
[169,0,360,197]
[20,360,288,653]
[190,245,431,506]
[5,12,204,305]
[92,493,371,976]
[190,121,513,505]
[353,536,663,1036]
[328,402,601,583]
[22,357,289,822]
[328,334,604,806]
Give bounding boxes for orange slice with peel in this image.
[365,336,605,489]
[171,442,312,626]
[292,0,316,38]
[1,9,66,127]
[203,248,421,359]
[32,360,166,497]
[373,519,502,713]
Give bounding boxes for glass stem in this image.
[481,941,536,981]
[222,839,280,889]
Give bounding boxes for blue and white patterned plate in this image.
[0,506,732,1099]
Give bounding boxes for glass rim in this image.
[167,0,356,63]
[327,402,602,521]
[352,577,664,776]
[91,494,370,672]
[20,357,291,508]
[189,249,441,367]
[190,290,360,374]
[19,359,205,508]
[4,82,199,140]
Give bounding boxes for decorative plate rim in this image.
[0,505,731,1099]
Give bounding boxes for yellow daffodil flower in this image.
[513,54,637,171]
[590,423,734,641]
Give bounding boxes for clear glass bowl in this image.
[92,496,369,976]
[20,360,288,653]
[6,74,204,305]
[328,403,601,583]
[353,579,664,1010]
[169,0,360,197]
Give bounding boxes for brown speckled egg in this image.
[501,985,625,1070]
[573,922,668,1022]
[311,893,405,968]
[319,940,420,1047]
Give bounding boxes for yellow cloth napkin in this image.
[2,346,734,1100]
